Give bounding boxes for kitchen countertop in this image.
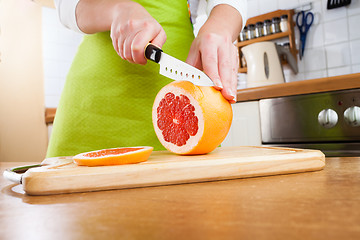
[1,157,360,239]
[236,73,360,102]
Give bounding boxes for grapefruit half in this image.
[73,146,153,166]
[152,81,233,155]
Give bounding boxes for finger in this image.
[110,25,120,55]
[186,43,202,70]
[218,44,233,101]
[231,45,239,102]
[118,26,126,60]
[118,19,144,61]
[200,45,223,90]
[123,36,135,63]
[150,27,167,49]
[131,23,166,64]
[130,32,147,64]
[219,44,238,103]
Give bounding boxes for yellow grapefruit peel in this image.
[152,81,233,155]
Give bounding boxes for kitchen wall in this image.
[0,0,48,162]
[238,0,360,86]
[42,7,83,108]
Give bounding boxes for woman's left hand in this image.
[186,4,243,104]
[186,31,239,103]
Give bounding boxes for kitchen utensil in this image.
[241,42,285,88]
[276,43,299,74]
[327,0,351,9]
[144,43,214,87]
[3,146,325,195]
[296,10,314,60]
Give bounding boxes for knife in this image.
[144,43,214,87]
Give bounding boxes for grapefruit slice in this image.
[73,146,153,166]
[152,81,233,155]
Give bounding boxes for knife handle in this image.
[145,43,162,63]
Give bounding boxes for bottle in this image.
[280,15,289,32]
[255,22,264,38]
[247,24,255,40]
[239,26,248,41]
[263,19,272,36]
[271,17,281,34]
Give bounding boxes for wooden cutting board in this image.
[20,146,325,195]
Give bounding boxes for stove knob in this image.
[318,109,338,128]
[344,106,360,127]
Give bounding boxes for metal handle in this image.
[3,164,42,184]
[144,43,162,63]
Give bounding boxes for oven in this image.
[260,88,360,156]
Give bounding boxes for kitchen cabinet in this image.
[221,101,262,147]
[237,9,297,73]
[0,0,48,162]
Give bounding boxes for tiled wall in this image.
[42,7,82,108]
[238,0,360,87]
[42,1,360,106]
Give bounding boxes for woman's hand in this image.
[76,0,166,65]
[110,2,166,64]
[186,31,239,103]
[186,4,243,103]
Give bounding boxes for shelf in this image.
[237,9,298,73]
[237,31,290,48]
[238,68,247,73]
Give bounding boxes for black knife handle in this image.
[145,43,162,63]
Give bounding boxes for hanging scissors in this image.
[296,10,314,60]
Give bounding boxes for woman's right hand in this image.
[110,1,166,65]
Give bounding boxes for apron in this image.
[47,0,195,157]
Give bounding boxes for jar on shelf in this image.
[255,22,264,38]
[247,24,255,40]
[280,15,289,32]
[271,17,281,34]
[263,19,272,36]
[239,26,248,41]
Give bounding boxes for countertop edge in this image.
[236,73,360,102]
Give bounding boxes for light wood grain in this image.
[1,157,359,240]
[45,107,56,124]
[19,146,325,195]
[236,73,360,102]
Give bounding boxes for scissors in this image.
[296,10,314,60]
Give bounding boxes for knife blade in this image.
[145,43,214,87]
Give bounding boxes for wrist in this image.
[199,4,242,41]
[110,1,141,24]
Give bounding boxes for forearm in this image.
[199,4,243,42]
[76,0,139,34]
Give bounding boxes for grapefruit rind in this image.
[152,81,233,155]
[73,146,153,167]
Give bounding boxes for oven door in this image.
[259,88,360,156]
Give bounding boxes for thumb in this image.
[151,28,167,49]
